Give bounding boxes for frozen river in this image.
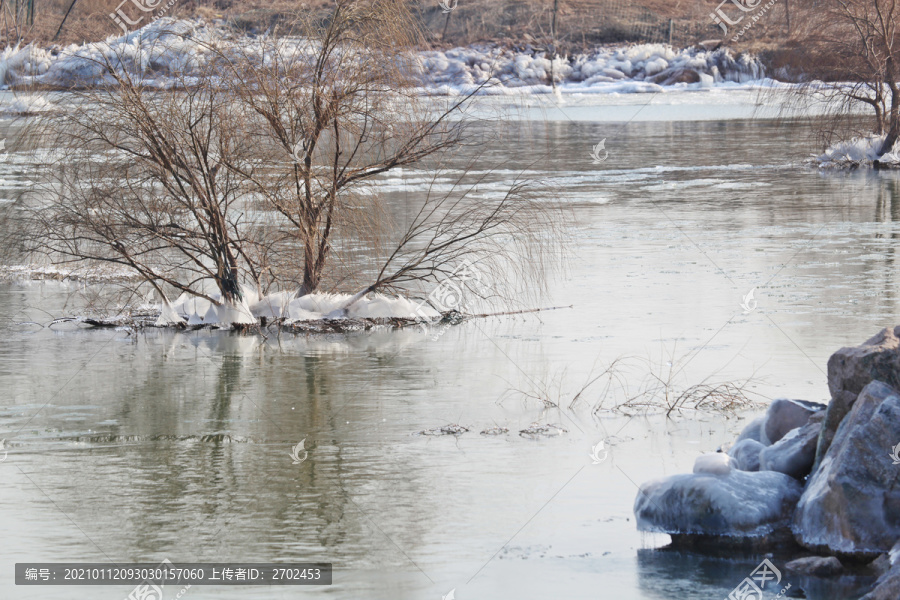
[0,89,896,599]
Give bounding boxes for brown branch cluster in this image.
[19,0,562,320]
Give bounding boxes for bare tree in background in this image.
[24,1,561,323]
[785,0,900,155]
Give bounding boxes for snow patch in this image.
[0,19,768,95]
[167,290,441,325]
[817,135,900,168]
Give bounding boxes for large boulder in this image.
[759,419,821,480]
[764,398,825,445]
[634,468,803,540]
[816,327,900,468]
[728,438,765,472]
[792,381,900,558]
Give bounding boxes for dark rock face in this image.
[816,327,900,468]
[729,438,765,472]
[829,328,900,397]
[763,398,826,445]
[634,469,803,539]
[785,556,844,576]
[792,381,900,558]
[647,67,701,85]
[759,420,821,480]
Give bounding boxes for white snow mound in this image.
[817,135,900,168]
[0,18,769,95]
[166,291,440,325]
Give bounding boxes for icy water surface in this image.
[2,101,899,599]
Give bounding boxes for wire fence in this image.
[419,0,734,50]
[592,0,719,47]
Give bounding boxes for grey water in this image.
[2,102,898,599]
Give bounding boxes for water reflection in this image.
[4,117,900,599]
[637,547,874,600]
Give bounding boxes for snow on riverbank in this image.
[816,135,900,168]
[0,18,773,101]
[417,43,769,95]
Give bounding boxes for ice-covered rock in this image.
[728,438,765,472]
[0,18,769,95]
[815,326,900,469]
[793,381,900,558]
[693,453,734,475]
[828,327,900,401]
[634,469,803,540]
[735,416,770,446]
[763,398,825,445]
[759,419,821,480]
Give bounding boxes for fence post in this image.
[668,19,673,46]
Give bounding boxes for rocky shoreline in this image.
[634,326,900,599]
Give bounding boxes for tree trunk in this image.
[549,0,559,91]
[785,0,791,36]
[878,77,900,156]
[217,262,242,304]
[53,0,81,42]
[441,11,452,41]
[299,233,321,297]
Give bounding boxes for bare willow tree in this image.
[27,54,268,317]
[214,0,555,304]
[204,1,559,312]
[26,1,560,324]
[785,0,900,154]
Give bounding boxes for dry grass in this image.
[504,348,766,418]
[10,0,796,51]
